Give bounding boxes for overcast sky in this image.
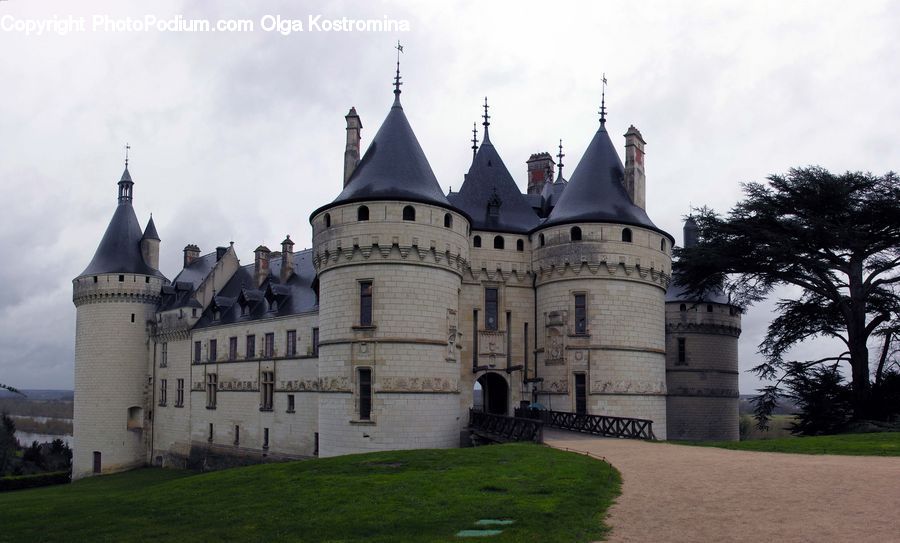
[1,1,897,392]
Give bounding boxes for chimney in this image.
[183,244,200,268]
[344,107,362,187]
[215,246,227,261]
[254,245,271,287]
[624,125,646,210]
[280,235,294,282]
[526,152,555,195]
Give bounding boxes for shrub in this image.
[0,471,70,492]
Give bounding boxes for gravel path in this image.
[544,429,900,543]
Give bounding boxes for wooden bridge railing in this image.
[513,408,656,440]
[468,409,544,444]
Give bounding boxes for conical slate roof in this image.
[448,129,540,233]
[540,123,668,238]
[312,97,453,217]
[142,215,160,241]
[79,169,165,278]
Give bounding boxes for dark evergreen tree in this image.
[675,167,900,424]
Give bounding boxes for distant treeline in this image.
[11,417,72,436]
[0,399,73,420]
[739,395,798,416]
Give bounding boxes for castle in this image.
[72,69,741,479]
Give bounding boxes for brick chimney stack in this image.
[183,244,200,268]
[280,235,294,282]
[254,245,271,287]
[526,152,555,195]
[344,107,362,187]
[623,125,646,210]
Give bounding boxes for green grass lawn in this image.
[682,431,900,456]
[0,443,620,543]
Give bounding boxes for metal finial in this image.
[471,122,479,158]
[557,139,565,179]
[393,41,404,96]
[599,73,608,125]
[482,97,490,128]
[125,142,131,168]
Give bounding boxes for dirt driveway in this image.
[544,429,900,543]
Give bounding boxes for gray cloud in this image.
[1,0,897,392]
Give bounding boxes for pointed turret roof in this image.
[142,215,160,241]
[311,96,454,217]
[666,217,728,304]
[449,127,540,233]
[540,123,669,240]
[79,167,165,278]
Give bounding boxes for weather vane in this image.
[599,73,608,124]
[124,142,131,168]
[393,40,404,95]
[557,139,564,178]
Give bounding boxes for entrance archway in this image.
[475,373,508,415]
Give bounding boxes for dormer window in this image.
[213,310,221,321]
[487,190,502,218]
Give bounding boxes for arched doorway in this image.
[475,373,508,415]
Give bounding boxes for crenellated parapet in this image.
[73,274,166,307]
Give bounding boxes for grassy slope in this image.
[0,443,620,543]
[684,432,900,456]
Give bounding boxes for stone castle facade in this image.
[72,77,741,479]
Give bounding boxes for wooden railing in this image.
[468,409,544,443]
[514,408,656,440]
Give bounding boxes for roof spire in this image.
[118,143,134,204]
[599,73,608,126]
[393,40,404,102]
[556,139,565,180]
[471,122,479,159]
[482,96,491,141]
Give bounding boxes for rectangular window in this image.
[263,428,270,450]
[246,334,256,359]
[261,371,274,411]
[264,333,275,358]
[575,373,587,414]
[287,394,295,413]
[485,288,499,330]
[234,425,240,446]
[208,423,214,442]
[286,330,297,357]
[206,373,217,409]
[159,379,167,406]
[677,338,687,365]
[358,368,372,420]
[160,342,168,368]
[229,337,238,361]
[312,328,319,356]
[176,379,184,407]
[574,294,587,335]
[208,339,217,362]
[194,341,202,363]
[359,281,373,326]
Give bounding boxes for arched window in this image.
[516,239,524,252]
[571,226,582,241]
[493,235,504,250]
[444,213,453,228]
[660,238,667,251]
[539,233,545,247]
[402,205,415,221]
[473,235,482,248]
[679,304,686,312]
[622,228,632,243]
[357,206,369,221]
[324,213,331,228]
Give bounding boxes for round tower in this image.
[72,163,167,478]
[532,110,673,439]
[665,217,742,441]
[310,82,470,456]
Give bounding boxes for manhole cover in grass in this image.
[475,519,515,526]
[456,529,503,538]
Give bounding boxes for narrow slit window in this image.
[359,281,373,326]
[574,294,587,335]
[358,368,372,420]
[485,288,499,331]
